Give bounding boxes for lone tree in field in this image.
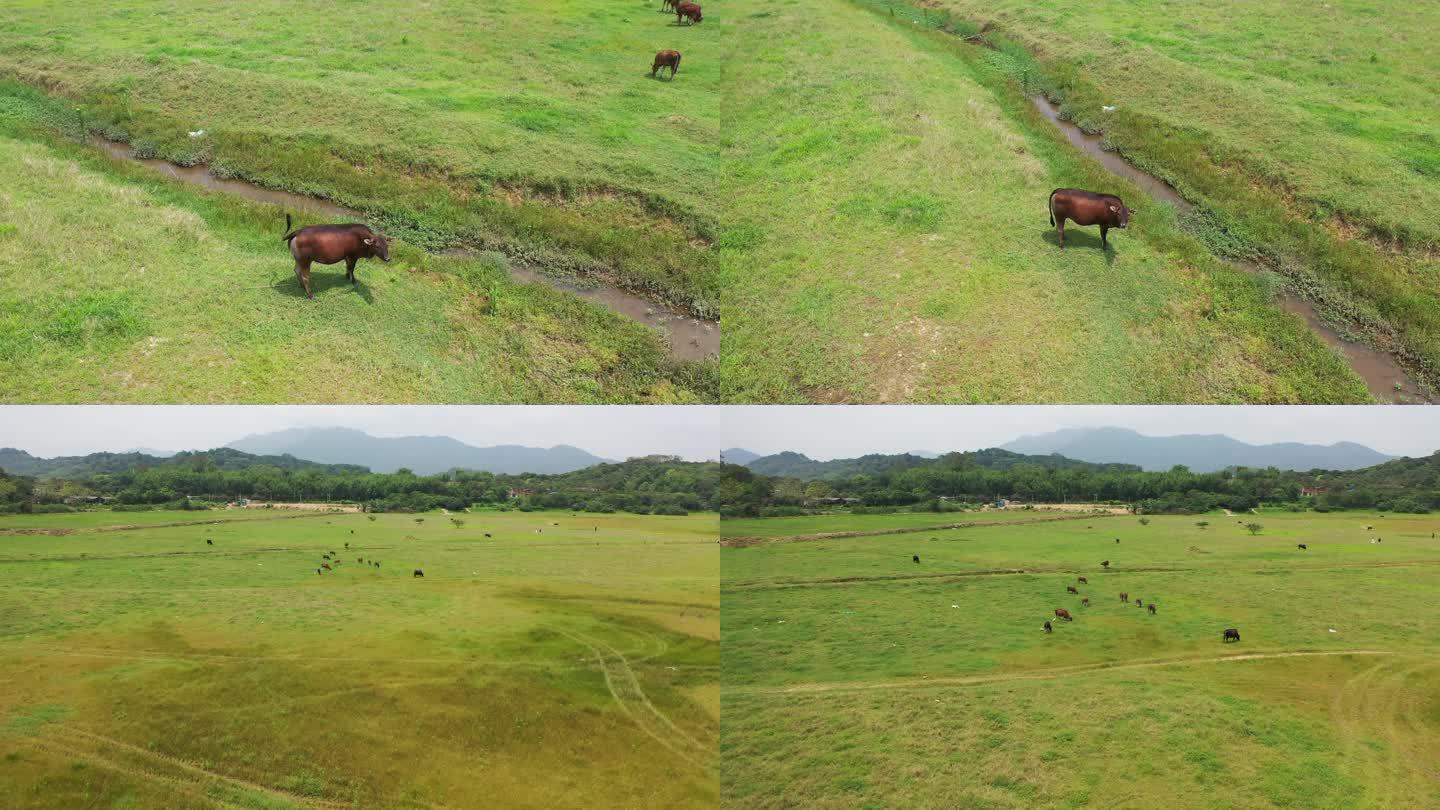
[1246,522,1263,535]
[1138,517,1150,526]
[1196,520,1210,529]
[451,518,465,529]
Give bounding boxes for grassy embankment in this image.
[923,0,1440,394]
[719,0,1385,403]
[0,0,723,401]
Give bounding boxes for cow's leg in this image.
[1100,224,1109,249]
[1056,216,1065,248]
[297,260,313,298]
[346,257,357,284]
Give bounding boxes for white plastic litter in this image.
[188,129,206,137]
[1102,105,1117,113]
[1329,628,1337,633]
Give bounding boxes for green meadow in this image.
[721,511,1440,807]
[927,0,1440,381]
[718,0,1419,403]
[0,508,719,809]
[0,0,722,402]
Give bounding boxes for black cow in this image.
[316,568,321,575]
[1223,628,1241,643]
[1298,543,1308,550]
[206,538,213,546]
[322,563,332,571]
[1148,603,1157,615]
[1101,560,1110,568]
[413,569,424,578]
[485,533,492,538]
[1043,621,1053,634]
[282,214,391,298]
[913,555,920,564]
[1048,188,1131,249]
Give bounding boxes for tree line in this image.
[717,450,1440,517]
[0,456,725,516]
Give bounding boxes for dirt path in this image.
[726,558,1440,591]
[722,512,1122,548]
[737,649,1414,696]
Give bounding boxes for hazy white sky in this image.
[2,406,1436,462]
[0,406,722,461]
[716,406,1440,459]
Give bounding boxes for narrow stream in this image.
[88,137,718,362]
[1028,96,1430,403]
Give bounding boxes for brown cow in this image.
[282,214,391,298]
[1078,576,1088,584]
[1066,585,1079,594]
[1054,608,1073,622]
[676,1,702,24]
[1147,603,1157,615]
[1081,597,1090,607]
[322,563,332,571]
[1048,188,1131,249]
[652,49,681,79]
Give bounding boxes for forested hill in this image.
[744,448,1140,480]
[719,450,1440,516]
[0,447,368,478]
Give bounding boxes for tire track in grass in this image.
[1330,657,1440,808]
[20,644,569,669]
[738,649,1414,695]
[554,627,713,769]
[47,725,449,809]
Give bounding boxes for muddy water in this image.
[1029,96,1430,403]
[88,137,717,362]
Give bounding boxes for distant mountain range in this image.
[999,427,1394,472]
[726,428,1396,478]
[226,428,610,475]
[720,448,761,465]
[0,447,366,479]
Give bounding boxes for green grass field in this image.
[721,511,1440,807]
[0,0,722,402]
[0,508,718,808]
[717,0,1416,402]
[925,0,1440,382]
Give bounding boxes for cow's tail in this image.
[1047,190,1057,226]
[281,213,301,243]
